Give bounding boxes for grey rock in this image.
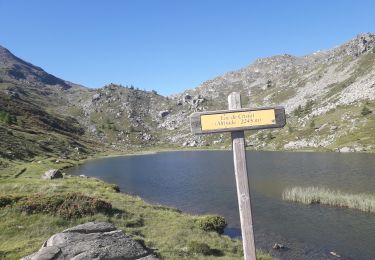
[5,89,19,98]
[24,245,61,260]
[41,169,63,180]
[329,251,341,258]
[339,147,353,153]
[273,243,286,250]
[92,93,101,102]
[141,133,152,141]
[21,222,158,260]
[158,110,169,118]
[62,222,116,234]
[330,125,338,131]
[183,94,191,102]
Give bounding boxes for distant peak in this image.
[0,45,11,53]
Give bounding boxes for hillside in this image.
[0,33,374,164]
[171,33,375,152]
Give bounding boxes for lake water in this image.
[67,151,375,260]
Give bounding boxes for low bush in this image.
[17,193,112,218]
[361,106,372,116]
[0,195,22,207]
[187,241,212,255]
[196,214,227,234]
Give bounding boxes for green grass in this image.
[0,159,273,260]
[283,186,375,213]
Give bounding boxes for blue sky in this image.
[0,0,374,95]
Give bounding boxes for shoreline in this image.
[1,149,374,259]
[66,150,345,260]
[80,146,375,164]
[0,151,275,259]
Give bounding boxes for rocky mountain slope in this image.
[0,33,374,162]
[172,33,375,152]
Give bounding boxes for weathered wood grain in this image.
[228,92,256,260]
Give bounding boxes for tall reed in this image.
[282,186,375,213]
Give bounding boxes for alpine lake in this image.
[67,151,375,260]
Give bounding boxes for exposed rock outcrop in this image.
[41,169,63,180]
[21,222,159,260]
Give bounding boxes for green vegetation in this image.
[309,119,315,129]
[12,193,113,218]
[196,215,227,234]
[0,110,17,125]
[283,186,375,213]
[0,158,273,259]
[361,106,372,116]
[293,100,315,117]
[187,240,216,256]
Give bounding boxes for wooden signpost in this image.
[190,92,286,260]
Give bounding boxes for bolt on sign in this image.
[190,92,286,260]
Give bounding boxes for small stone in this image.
[330,251,341,258]
[330,125,338,131]
[339,147,352,153]
[92,93,101,101]
[272,243,286,250]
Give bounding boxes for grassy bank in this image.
[0,157,272,259]
[282,186,375,213]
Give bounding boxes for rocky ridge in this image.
[0,33,374,159]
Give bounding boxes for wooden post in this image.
[190,92,286,260]
[228,92,256,260]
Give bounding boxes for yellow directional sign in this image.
[200,109,276,131]
[190,107,285,134]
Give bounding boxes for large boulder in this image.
[41,169,63,180]
[21,222,158,260]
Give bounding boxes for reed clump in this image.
[282,186,375,213]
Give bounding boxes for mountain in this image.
[0,33,374,162]
[0,45,71,89]
[172,33,375,152]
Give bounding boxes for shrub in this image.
[361,106,372,116]
[196,215,227,234]
[0,195,22,207]
[310,119,316,129]
[293,105,303,117]
[110,184,120,192]
[266,132,275,141]
[17,193,112,218]
[0,111,17,125]
[187,241,211,255]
